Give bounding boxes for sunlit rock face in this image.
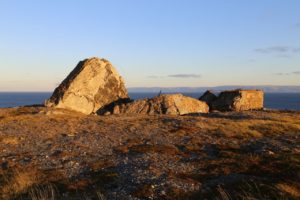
[100,94,209,115]
[45,57,128,114]
[211,90,264,111]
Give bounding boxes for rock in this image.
[102,94,209,115]
[211,89,264,111]
[199,90,217,106]
[45,57,129,114]
[97,98,133,115]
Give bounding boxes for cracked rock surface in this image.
[104,94,209,115]
[45,57,128,114]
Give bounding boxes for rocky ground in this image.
[0,106,299,200]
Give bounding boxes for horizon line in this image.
[1,84,300,93]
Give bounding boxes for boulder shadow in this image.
[96,98,132,115]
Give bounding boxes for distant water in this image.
[0,92,299,110]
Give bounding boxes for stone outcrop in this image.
[99,94,209,115]
[45,57,129,114]
[211,90,264,111]
[199,90,217,106]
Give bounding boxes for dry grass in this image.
[0,136,19,145]
[214,182,289,200]
[28,184,56,200]
[1,168,41,199]
[0,107,299,199]
[129,144,181,155]
[276,183,300,198]
[0,167,109,199]
[174,151,300,199]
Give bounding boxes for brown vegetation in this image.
[0,107,299,199]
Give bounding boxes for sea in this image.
[0,92,299,110]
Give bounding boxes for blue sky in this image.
[0,0,299,91]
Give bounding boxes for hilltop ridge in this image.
[0,106,299,199]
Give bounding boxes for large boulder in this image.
[199,90,217,106]
[45,57,129,114]
[211,89,264,111]
[99,94,209,115]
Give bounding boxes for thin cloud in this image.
[276,54,291,58]
[147,74,201,79]
[147,75,160,79]
[274,72,289,76]
[168,74,201,78]
[293,48,300,52]
[295,22,300,28]
[292,71,300,74]
[275,71,300,75]
[255,46,300,54]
